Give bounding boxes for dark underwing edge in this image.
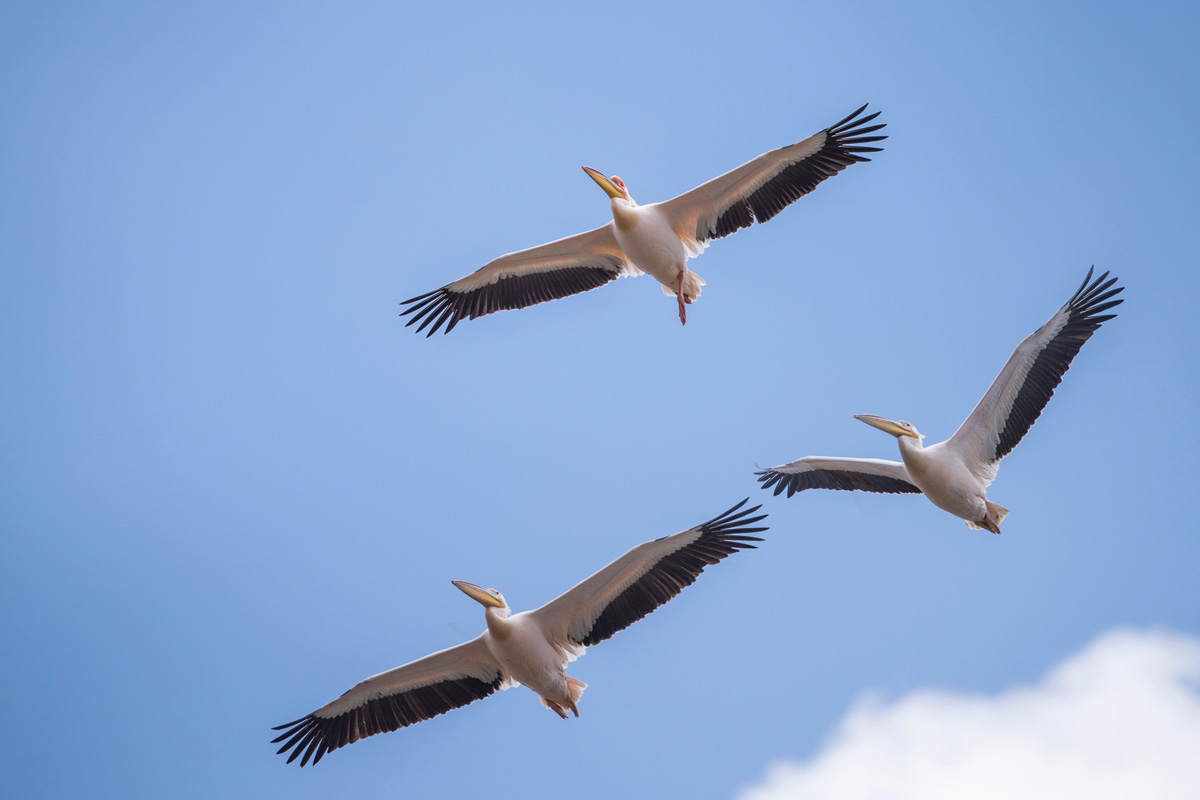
[990,267,1123,462]
[701,104,887,242]
[577,499,767,647]
[400,258,624,336]
[271,671,504,767]
[756,467,921,498]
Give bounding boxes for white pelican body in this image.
[477,599,586,718]
[401,105,885,334]
[601,188,705,323]
[893,435,992,525]
[272,501,766,765]
[757,269,1124,533]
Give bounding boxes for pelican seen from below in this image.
[401,105,885,334]
[756,268,1123,533]
[272,500,766,765]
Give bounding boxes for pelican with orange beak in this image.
[272,500,765,765]
[756,269,1124,533]
[401,105,885,333]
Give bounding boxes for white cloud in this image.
[739,628,1200,800]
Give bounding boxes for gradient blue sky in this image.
[2,2,1197,798]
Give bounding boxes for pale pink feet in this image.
[676,269,693,325]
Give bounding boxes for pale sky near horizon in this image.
[2,2,1198,798]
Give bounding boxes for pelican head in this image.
[855,414,923,441]
[452,580,507,609]
[582,166,630,201]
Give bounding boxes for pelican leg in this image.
[979,500,1008,534]
[564,675,585,717]
[542,698,569,719]
[676,268,692,326]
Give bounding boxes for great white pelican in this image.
[400,105,885,334]
[272,500,766,765]
[756,268,1123,533]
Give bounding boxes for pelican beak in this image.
[582,166,624,199]
[855,414,919,439]
[452,580,504,608]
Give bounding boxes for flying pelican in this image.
[400,105,885,334]
[271,500,766,765]
[756,268,1123,533]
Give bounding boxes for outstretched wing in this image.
[947,267,1124,484]
[400,223,635,336]
[271,636,504,766]
[529,500,767,649]
[657,104,886,249]
[756,456,920,498]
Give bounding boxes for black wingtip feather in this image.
[399,288,442,307]
[829,104,872,131]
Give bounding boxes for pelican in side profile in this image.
[272,500,766,765]
[756,268,1123,533]
[400,105,885,334]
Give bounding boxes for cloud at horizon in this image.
[739,628,1200,800]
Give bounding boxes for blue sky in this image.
[2,1,1198,797]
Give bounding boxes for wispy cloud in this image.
[738,629,1200,800]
